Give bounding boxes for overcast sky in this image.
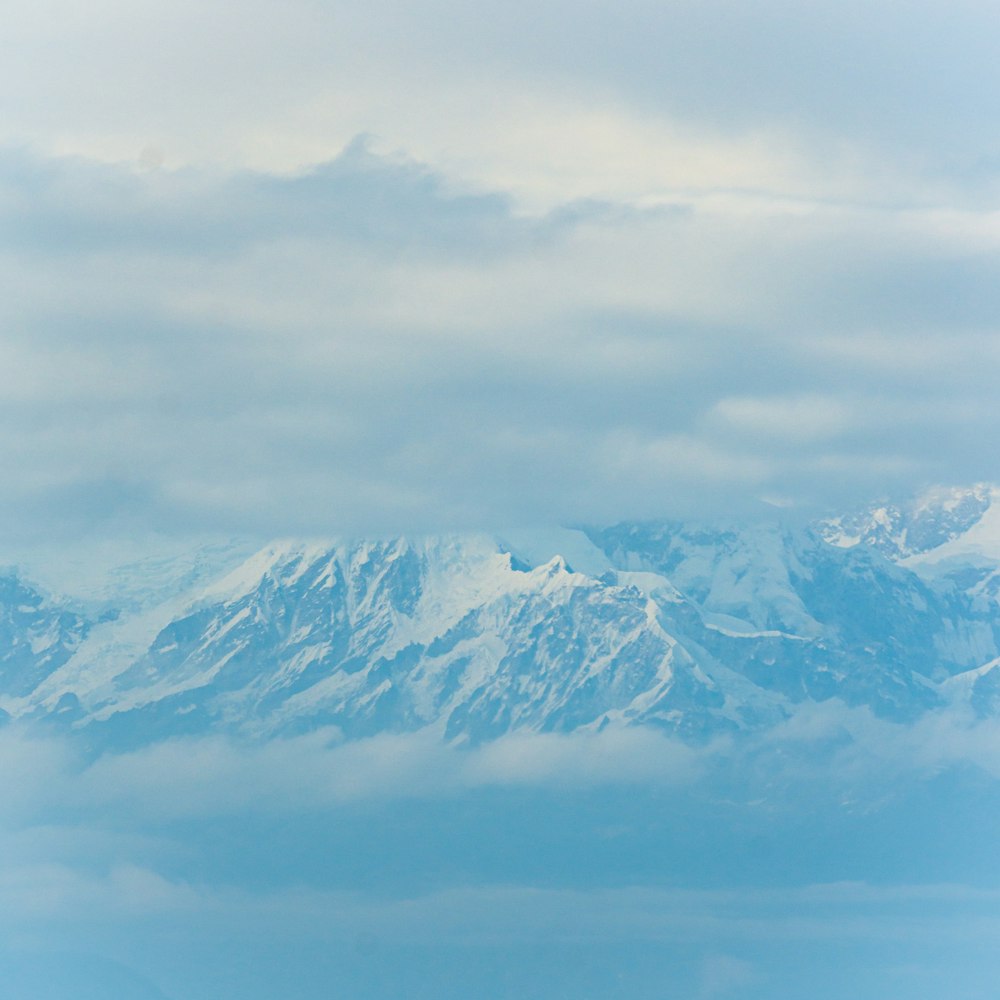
[4,0,1000,542]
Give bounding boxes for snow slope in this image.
[1,489,998,746]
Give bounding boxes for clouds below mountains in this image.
[1,713,999,999]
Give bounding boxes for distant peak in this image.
[818,483,998,560]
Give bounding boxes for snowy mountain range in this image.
[3,485,1000,747]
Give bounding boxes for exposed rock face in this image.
[2,487,999,747]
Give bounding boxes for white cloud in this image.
[3,145,997,538]
[4,0,1000,211]
[63,727,701,821]
[2,703,999,829]
[707,395,854,443]
[2,0,1000,538]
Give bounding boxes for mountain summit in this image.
[3,488,999,747]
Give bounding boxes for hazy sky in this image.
[4,0,1000,540]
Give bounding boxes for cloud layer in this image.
[2,1,999,539]
[1,712,999,999]
[2,139,999,541]
[6,1,1000,203]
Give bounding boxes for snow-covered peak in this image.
[497,527,613,578]
[585,520,820,636]
[196,539,338,605]
[3,497,1000,746]
[819,483,999,561]
[902,488,1000,568]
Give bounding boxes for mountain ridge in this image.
[2,486,999,748]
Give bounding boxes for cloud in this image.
[1,145,998,543]
[706,395,854,444]
[4,0,1000,211]
[750,699,1000,798]
[0,726,80,824]
[2,704,998,829]
[0,724,701,830]
[0,716,997,998]
[69,727,702,820]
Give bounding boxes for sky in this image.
[4,0,1000,543]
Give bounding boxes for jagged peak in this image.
[818,482,1000,561]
